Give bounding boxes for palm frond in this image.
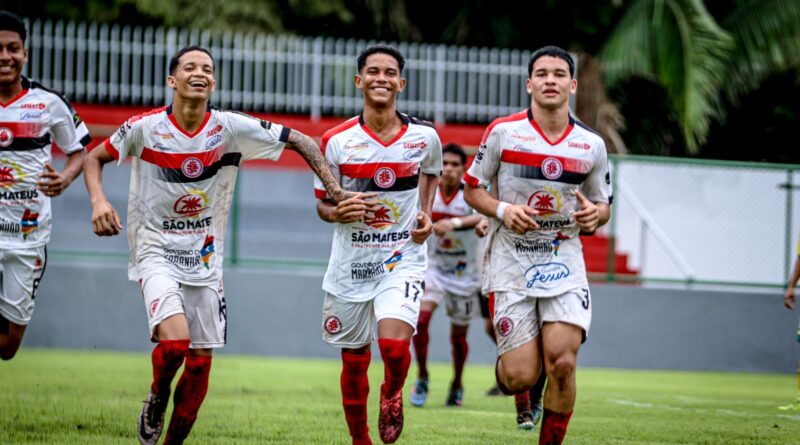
[722,0,800,101]
[600,0,734,152]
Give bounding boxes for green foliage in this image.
[2,349,799,444]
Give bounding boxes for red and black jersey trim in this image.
[340,162,420,192]
[501,151,588,185]
[157,152,243,183]
[0,134,52,151]
[25,77,93,147]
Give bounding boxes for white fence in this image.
[24,19,533,123]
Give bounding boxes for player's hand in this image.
[91,200,123,236]
[474,218,490,238]
[503,204,539,235]
[37,163,71,197]
[785,288,796,310]
[573,190,599,233]
[412,211,433,244]
[331,192,378,223]
[433,218,455,236]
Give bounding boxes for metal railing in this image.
[24,19,532,123]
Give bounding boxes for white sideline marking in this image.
[609,399,799,421]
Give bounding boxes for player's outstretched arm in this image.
[284,129,354,204]
[37,151,84,198]
[84,144,122,236]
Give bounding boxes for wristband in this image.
[451,217,463,229]
[495,202,509,220]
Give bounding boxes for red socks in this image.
[450,330,468,388]
[539,409,573,445]
[412,310,432,379]
[514,391,531,414]
[378,338,411,397]
[164,354,212,445]
[341,349,372,442]
[150,339,190,398]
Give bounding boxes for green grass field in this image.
[1,349,798,444]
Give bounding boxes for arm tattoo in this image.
[286,130,347,203]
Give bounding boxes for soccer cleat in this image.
[137,388,168,445]
[531,400,544,425]
[516,411,536,431]
[409,378,429,407]
[778,399,800,411]
[445,385,463,407]
[485,385,503,396]
[379,387,404,444]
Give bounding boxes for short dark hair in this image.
[528,45,575,78]
[442,143,467,165]
[357,44,405,74]
[0,10,26,44]
[168,45,215,75]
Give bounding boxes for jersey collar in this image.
[166,103,212,138]
[0,76,29,108]
[358,111,409,147]
[527,108,574,146]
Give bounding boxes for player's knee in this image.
[500,362,537,392]
[546,353,577,381]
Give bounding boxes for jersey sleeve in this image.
[48,98,88,154]
[229,112,289,162]
[580,139,612,204]
[420,130,443,176]
[464,125,502,188]
[105,117,145,163]
[313,133,341,200]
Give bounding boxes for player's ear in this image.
[167,74,177,90]
[526,78,533,95]
[570,78,577,94]
[210,77,216,92]
[354,74,363,90]
[397,77,406,94]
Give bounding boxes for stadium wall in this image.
[25,261,795,374]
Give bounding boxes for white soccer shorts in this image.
[322,271,423,348]
[0,246,46,326]
[140,273,227,349]
[422,279,480,327]
[492,287,591,355]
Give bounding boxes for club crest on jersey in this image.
[374,167,396,188]
[181,157,204,178]
[324,316,342,334]
[541,157,563,180]
[365,198,400,230]
[0,127,13,148]
[20,209,39,239]
[527,186,562,215]
[496,317,514,337]
[201,235,215,269]
[173,189,209,218]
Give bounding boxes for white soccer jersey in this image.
[0,77,90,249]
[105,105,288,284]
[465,109,612,297]
[426,184,481,296]
[314,113,442,302]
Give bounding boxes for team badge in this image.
[149,299,160,317]
[541,157,563,180]
[496,317,514,337]
[324,316,342,334]
[0,127,13,148]
[181,157,204,178]
[374,167,396,188]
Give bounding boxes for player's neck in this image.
[441,181,459,198]
[361,106,402,142]
[0,80,23,104]
[530,105,570,142]
[171,98,209,134]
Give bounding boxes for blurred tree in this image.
[600,0,800,154]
